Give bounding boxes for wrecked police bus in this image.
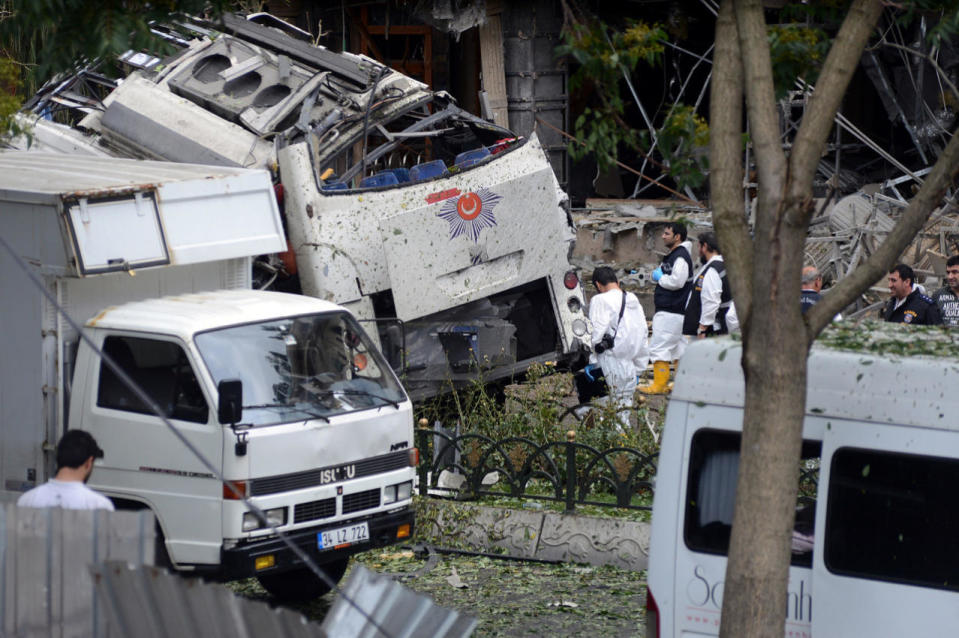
[17,13,588,399]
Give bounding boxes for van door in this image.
[83,333,223,565]
[673,409,817,637]
[814,420,959,635]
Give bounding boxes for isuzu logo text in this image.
[319,464,356,485]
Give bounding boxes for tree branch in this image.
[789,0,884,224]
[806,123,959,336]
[735,0,786,206]
[711,0,753,325]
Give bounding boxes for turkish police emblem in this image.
[437,187,502,242]
[904,310,916,323]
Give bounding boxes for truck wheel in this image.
[256,559,349,601]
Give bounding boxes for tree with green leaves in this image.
[710,0,959,635]
[0,0,232,132]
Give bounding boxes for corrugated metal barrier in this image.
[0,503,474,638]
[91,562,323,638]
[0,504,154,638]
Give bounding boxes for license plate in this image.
[317,522,369,550]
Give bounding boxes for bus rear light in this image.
[645,588,660,638]
[223,480,247,500]
[563,270,580,290]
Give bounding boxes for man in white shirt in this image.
[683,232,731,339]
[17,430,114,511]
[587,266,649,431]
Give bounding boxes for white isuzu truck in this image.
[0,152,416,599]
[18,13,589,399]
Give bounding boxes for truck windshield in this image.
[195,312,405,426]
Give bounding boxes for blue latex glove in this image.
[651,267,663,283]
[584,363,601,381]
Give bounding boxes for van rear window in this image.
[684,429,820,567]
[825,448,959,591]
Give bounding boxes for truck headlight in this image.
[383,480,413,504]
[242,507,287,532]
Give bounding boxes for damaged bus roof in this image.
[19,13,519,189]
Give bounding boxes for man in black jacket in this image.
[881,263,942,325]
[640,222,693,395]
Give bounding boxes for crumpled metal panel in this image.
[321,565,476,638]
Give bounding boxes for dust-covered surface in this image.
[230,548,647,637]
[816,319,959,358]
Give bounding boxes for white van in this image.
[646,325,959,637]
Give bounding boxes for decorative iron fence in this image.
[414,427,658,512]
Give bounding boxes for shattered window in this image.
[683,429,820,567]
[195,312,405,426]
[824,447,959,591]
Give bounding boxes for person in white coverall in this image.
[587,266,649,431]
[640,222,693,395]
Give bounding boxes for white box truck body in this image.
[1,152,415,597]
[646,326,959,637]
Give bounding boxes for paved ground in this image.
[231,546,647,637]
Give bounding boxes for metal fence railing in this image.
[415,428,658,512]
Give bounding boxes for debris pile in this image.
[572,190,959,316]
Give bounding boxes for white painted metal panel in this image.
[156,170,285,265]
[813,421,959,637]
[673,334,959,433]
[375,144,573,320]
[65,192,170,274]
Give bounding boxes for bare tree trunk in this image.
[713,1,887,636]
[719,227,809,637]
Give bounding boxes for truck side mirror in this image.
[217,379,243,425]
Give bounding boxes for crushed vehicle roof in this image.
[17,12,517,190]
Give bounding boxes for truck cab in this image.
[647,324,959,637]
[72,290,416,598]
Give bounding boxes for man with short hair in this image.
[880,263,941,325]
[641,222,693,394]
[800,266,824,313]
[586,266,648,430]
[683,232,732,338]
[932,255,959,326]
[17,430,114,510]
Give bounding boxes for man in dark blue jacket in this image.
[881,264,941,325]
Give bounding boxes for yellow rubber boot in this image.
[639,360,671,394]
